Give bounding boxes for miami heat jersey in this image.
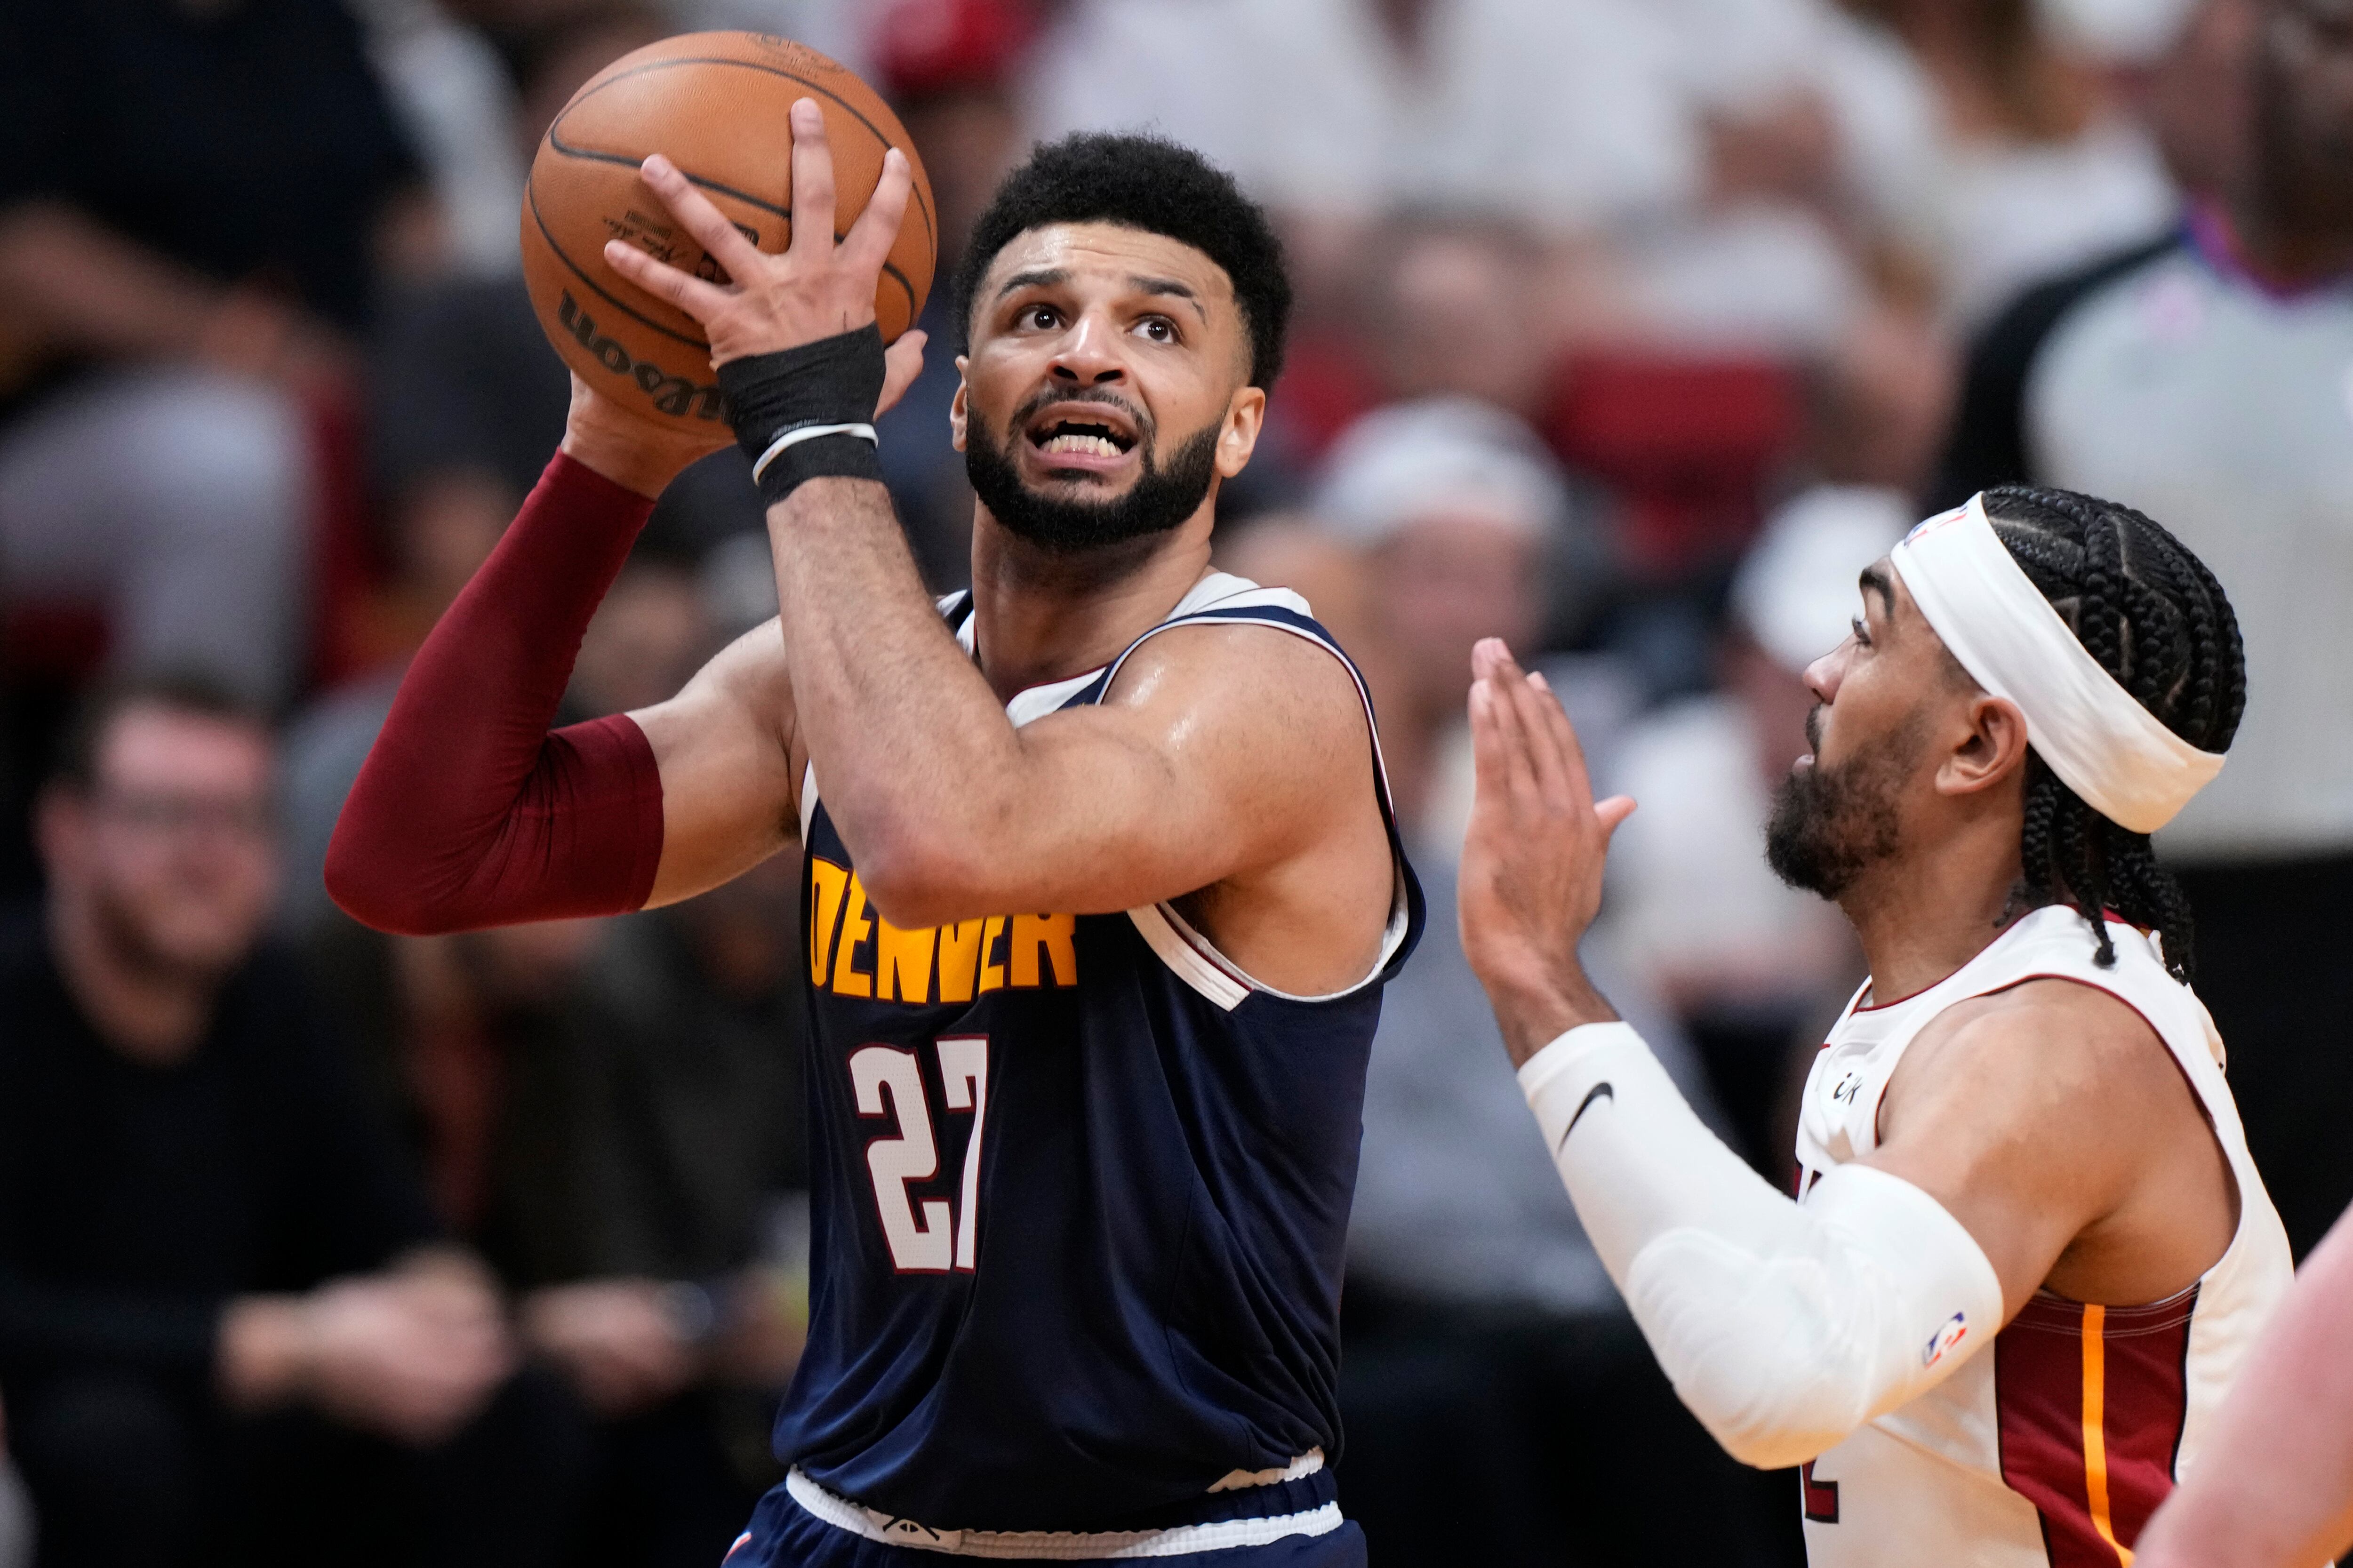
[1794,904,2291,1567]
[765,573,1423,1542]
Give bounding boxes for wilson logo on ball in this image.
[556,291,726,421]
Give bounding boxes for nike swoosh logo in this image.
[1557,1081,1614,1152]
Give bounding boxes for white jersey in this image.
[1795,904,2292,1567]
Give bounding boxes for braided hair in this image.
[1979,486,2245,980]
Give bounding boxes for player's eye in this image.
[1020,304,1060,330]
[1851,615,1872,648]
[1135,316,1177,344]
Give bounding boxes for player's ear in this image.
[1938,693,2032,799]
[949,359,969,453]
[1215,384,1265,480]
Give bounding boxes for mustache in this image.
[1805,703,1825,754]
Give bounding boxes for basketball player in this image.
[327,109,1417,1564]
[1455,488,2292,1562]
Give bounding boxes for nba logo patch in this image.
[1921,1312,1968,1368]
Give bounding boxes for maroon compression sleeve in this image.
[326,453,665,934]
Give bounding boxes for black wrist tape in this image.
[717,325,888,507]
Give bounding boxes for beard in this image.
[1764,706,1917,899]
[965,398,1223,555]
[88,878,248,989]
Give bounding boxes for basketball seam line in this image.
[527,182,712,352]
[552,54,936,247]
[525,178,917,349]
[539,141,918,320]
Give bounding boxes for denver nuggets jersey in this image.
[767,573,1423,1541]
[1794,905,2291,1567]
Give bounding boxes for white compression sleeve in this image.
[1519,1023,2003,1470]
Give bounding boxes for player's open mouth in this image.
[1025,407,1139,460]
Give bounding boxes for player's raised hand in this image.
[561,371,734,497]
[1457,638,1637,1065]
[604,99,921,381]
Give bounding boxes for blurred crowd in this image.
[1,0,2347,1563]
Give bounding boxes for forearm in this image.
[326,453,664,932]
[1483,962,1623,1067]
[1518,1022,2002,1468]
[765,477,1028,908]
[2136,1211,2353,1568]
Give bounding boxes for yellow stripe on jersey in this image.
[2081,1304,2133,1566]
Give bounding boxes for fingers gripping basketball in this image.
[520,31,937,432]
[602,115,917,369]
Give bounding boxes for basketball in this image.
[520,31,937,432]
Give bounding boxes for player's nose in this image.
[1805,645,1843,703]
[1047,311,1126,385]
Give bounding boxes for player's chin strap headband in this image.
[1889,493,2225,835]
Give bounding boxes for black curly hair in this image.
[1980,486,2245,980]
[951,133,1293,390]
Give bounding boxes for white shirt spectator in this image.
[1024,0,1702,233]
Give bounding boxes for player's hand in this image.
[520,1279,700,1416]
[1457,638,1636,1066]
[558,322,924,497]
[561,371,734,498]
[604,100,915,370]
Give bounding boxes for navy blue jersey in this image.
[769,574,1423,1536]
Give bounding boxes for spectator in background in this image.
[299,551,806,1563]
[1312,399,1618,840]
[1929,0,2353,1261]
[1931,0,2254,505]
[1598,494,1896,1169]
[0,0,428,707]
[0,676,562,1568]
[1357,214,1557,429]
[1023,0,1701,330]
[354,3,716,668]
[2107,0,2261,205]
[279,8,768,935]
[281,512,727,936]
[1027,0,1700,235]
[306,856,811,1568]
[1293,400,1784,1563]
[1834,0,2182,326]
[871,0,1037,589]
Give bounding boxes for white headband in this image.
[1887,494,2225,835]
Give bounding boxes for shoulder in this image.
[1886,968,2176,1140]
[1098,610,1370,757]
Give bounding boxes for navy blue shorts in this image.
[724,1480,1368,1568]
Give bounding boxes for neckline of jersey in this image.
[1851,908,2041,1013]
[953,570,1267,713]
